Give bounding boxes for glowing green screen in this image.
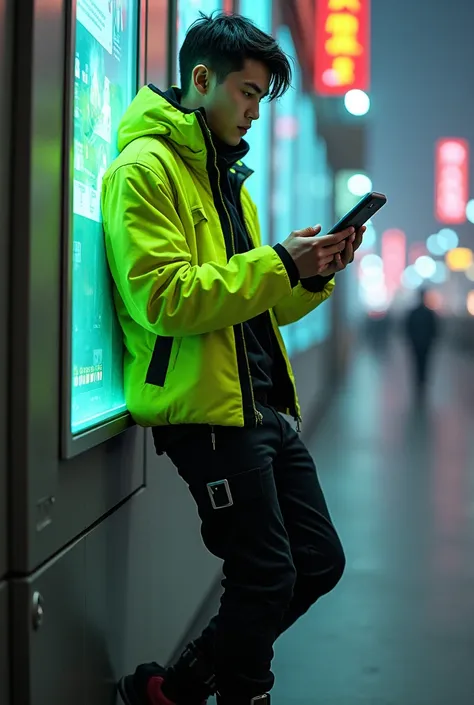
[71,0,137,434]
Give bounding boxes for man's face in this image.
[203,59,270,146]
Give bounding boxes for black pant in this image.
[157,404,345,698]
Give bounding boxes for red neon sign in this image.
[382,229,406,297]
[435,138,469,224]
[314,0,370,96]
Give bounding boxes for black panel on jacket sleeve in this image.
[273,243,299,288]
[300,274,334,293]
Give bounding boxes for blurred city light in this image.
[360,268,385,286]
[359,285,389,312]
[414,255,436,279]
[347,173,372,196]
[344,89,370,116]
[382,229,406,299]
[466,199,474,224]
[445,247,473,272]
[430,261,448,284]
[275,115,299,140]
[401,265,423,289]
[465,263,474,282]
[437,228,459,252]
[467,291,474,316]
[435,138,469,224]
[426,233,446,256]
[360,253,383,271]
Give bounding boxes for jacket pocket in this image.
[146,336,174,387]
[191,206,208,227]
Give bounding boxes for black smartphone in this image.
[328,191,387,234]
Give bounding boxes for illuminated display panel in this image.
[70,0,138,434]
[314,0,370,96]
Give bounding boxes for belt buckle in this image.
[207,479,233,509]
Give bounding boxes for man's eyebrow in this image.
[243,81,269,98]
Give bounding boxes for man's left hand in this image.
[319,225,366,277]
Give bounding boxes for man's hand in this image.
[280,225,357,279]
[318,225,366,277]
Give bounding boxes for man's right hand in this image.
[281,225,355,279]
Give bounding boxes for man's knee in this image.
[299,538,346,600]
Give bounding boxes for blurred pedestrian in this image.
[404,289,439,395]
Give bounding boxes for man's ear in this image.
[192,64,210,95]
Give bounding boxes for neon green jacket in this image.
[101,85,335,428]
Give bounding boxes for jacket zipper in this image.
[198,115,262,429]
[238,189,298,430]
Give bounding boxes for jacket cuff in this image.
[273,244,299,288]
[300,274,334,293]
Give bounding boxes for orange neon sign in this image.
[314,0,370,96]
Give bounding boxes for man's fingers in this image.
[299,224,322,237]
[353,226,366,251]
[321,240,348,256]
[319,227,355,246]
[341,240,354,265]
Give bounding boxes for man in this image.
[404,288,439,396]
[101,12,365,705]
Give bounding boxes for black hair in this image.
[179,12,292,101]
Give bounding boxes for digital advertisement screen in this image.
[71,0,138,434]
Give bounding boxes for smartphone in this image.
[328,191,387,234]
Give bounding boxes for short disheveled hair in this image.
[179,12,292,101]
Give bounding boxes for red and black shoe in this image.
[117,643,216,705]
[117,662,174,705]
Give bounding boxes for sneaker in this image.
[117,662,209,705]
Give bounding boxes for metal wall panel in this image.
[10,539,86,705]
[9,0,145,575]
[0,582,9,705]
[10,459,220,705]
[0,0,11,580]
[84,435,221,703]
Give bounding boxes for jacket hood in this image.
[117,84,249,169]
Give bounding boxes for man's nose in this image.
[246,104,260,121]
